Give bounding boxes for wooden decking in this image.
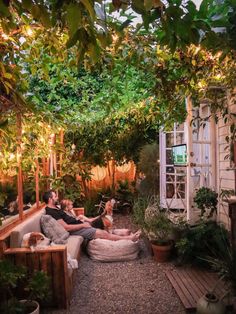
[166,268,232,312]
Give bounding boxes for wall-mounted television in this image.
[172,144,187,166]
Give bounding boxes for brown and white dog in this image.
[22,232,50,250]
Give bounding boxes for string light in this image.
[25,26,34,37]
[9,153,15,160]
[2,33,9,40]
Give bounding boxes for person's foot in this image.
[130,230,142,242]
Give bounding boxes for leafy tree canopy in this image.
[26,37,158,164]
[1,0,236,100]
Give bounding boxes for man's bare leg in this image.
[94,229,141,241]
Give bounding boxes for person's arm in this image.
[78,212,106,223]
[57,219,91,231]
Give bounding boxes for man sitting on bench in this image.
[43,190,140,242]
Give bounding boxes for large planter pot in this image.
[20,300,40,314]
[196,293,226,314]
[151,241,172,263]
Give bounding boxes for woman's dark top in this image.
[45,206,83,225]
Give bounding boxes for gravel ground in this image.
[43,214,185,314]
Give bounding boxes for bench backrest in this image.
[10,208,45,248]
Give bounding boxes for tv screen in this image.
[172,144,187,166]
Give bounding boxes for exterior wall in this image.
[217,90,236,228]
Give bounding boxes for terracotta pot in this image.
[151,242,172,262]
[196,293,226,314]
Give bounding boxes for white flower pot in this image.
[20,300,40,314]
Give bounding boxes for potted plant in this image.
[194,187,218,218]
[144,199,173,262]
[196,228,236,314]
[0,259,50,314]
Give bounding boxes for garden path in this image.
[43,214,185,314]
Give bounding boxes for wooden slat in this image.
[52,249,68,308]
[179,269,203,300]
[165,268,233,312]
[167,271,194,310]
[4,246,70,309]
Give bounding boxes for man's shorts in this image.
[70,227,96,240]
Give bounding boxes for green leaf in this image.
[186,1,196,21]
[3,72,13,79]
[198,0,209,18]
[80,0,95,21]
[118,19,132,31]
[131,0,146,15]
[29,4,41,19]
[22,0,33,10]
[87,42,100,63]
[144,0,153,11]
[0,119,8,128]
[38,5,51,28]
[0,0,10,17]
[66,30,80,48]
[66,3,82,36]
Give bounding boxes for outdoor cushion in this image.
[40,215,70,244]
[87,238,140,262]
[66,235,84,259]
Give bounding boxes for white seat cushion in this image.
[87,239,140,262]
[67,235,84,259]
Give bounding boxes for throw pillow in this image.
[40,215,69,244]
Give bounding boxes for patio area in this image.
[43,213,185,314]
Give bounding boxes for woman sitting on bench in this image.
[60,198,132,236]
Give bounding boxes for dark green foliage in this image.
[175,221,229,267]
[132,196,149,227]
[0,260,50,313]
[83,194,102,217]
[116,179,134,203]
[137,143,159,196]
[146,210,173,245]
[194,187,218,217]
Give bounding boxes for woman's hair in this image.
[60,199,73,211]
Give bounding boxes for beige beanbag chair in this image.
[87,238,140,262]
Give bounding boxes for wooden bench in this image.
[0,208,83,309]
[166,268,233,312]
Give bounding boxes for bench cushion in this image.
[67,235,84,259]
[87,239,140,262]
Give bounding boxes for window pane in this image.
[166,184,174,198]
[176,123,184,132]
[176,184,185,198]
[166,149,173,164]
[166,133,174,147]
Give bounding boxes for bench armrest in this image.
[3,245,69,309]
[4,245,66,254]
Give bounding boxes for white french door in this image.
[187,102,216,221]
[160,123,187,210]
[160,100,216,223]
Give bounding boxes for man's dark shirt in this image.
[45,206,83,225]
